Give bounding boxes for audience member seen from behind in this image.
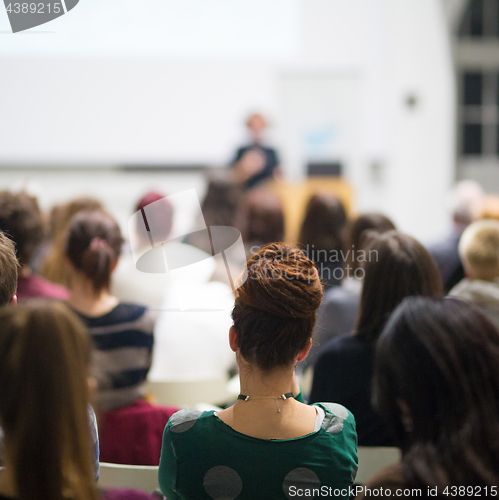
[111,191,172,310]
[184,174,241,255]
[159,244,358,500]
[0,230,101,478]
[237,188,285,256]
[298,193,347,290]
[0,231,18,306]
[343,213,397,288]
[0,191,69,301]
[39,197,104,288]
[147,184,237,381]
[112,191,213,310]
[310,231,442,446]
[427,180,484,293]
[0,231,20,460]
[230,113,281,190]
[182,174,244,284]
[449,219,499,329]
[357,297,499,494]
[306,213,396,369]
[0,301,99,500]
[65,210,155,411]
[73,205,178,467]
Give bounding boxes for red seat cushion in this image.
[99,399,178,466]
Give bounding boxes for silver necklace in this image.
[237,392,294,413]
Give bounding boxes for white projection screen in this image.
[0,0,300,165]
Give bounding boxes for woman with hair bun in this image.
[65,210,156,412]
[159,243,358,500]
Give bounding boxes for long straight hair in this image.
[374,297,499,487]
[0,301,99,500]
[298,193,347,256]
[356,231,442,342]
[345,213,395,273]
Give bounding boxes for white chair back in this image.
[355,446,401,484]
[145,376,231,408]
[99,462,159,492]
[297,367,314,397]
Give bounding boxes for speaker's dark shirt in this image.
[231,144,279,189]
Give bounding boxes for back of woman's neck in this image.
[239,366,295,399]
[218,366,316,439]
[68,287,118,317]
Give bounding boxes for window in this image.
[460,0,499,38]
[457,0,499,180]
[460,72,499,156]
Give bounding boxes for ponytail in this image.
[65,210,123,294]
[80,237,116,293]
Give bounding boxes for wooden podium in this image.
[266,177,354,243]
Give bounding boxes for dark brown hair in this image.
[65,210,123,293]
[232,243,323,371]
[50,197,104,242]
[356,231,442,342]
[298,193,347,256]
[0,230,19,306]
[238,189,285,249]
[41,197,104,287]
[0,191,44,266]
[0,300,99,500]
[346,213,396,273]
[374,297,499,487]
[202,174,241,228]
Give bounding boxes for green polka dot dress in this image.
[159,403,358,499]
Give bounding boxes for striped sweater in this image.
[74,303,156,411]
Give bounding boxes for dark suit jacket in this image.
[310,334,395,446]
[427,232,463,293]
[303,284,361,370]
[231,144,279,189]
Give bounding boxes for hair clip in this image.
[90,237,107,249]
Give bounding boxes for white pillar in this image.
[377,0,456,241]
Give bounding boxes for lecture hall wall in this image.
[0,0,455,242]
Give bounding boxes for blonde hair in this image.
[0,230,18,306]
[478,195,499,221]
[40,197,104,287]
[459,219,499,281]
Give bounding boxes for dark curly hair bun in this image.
[232,243,323,371]
[237,243,322,318]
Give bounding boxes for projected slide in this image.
[0,0,300,58]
